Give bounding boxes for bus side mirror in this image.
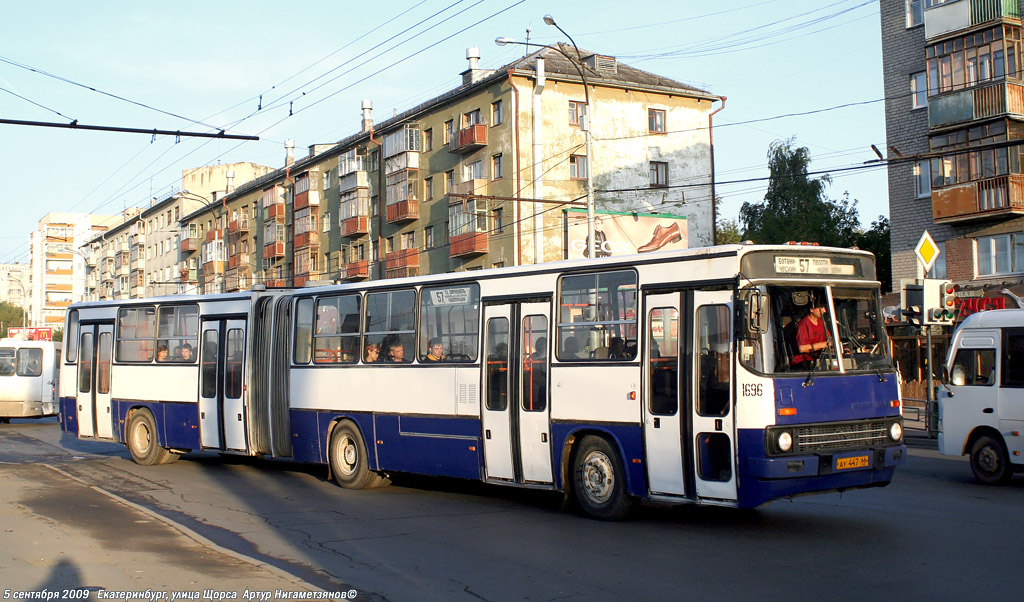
[745,292,769,336]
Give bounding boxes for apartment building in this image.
[28,212,114,327]
[0,263,30,310]
[881,0,1024,311]
[176,44,721,291]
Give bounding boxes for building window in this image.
[445,170,455,194]
[466,160,482,181]
[424,128,433,151]
[977,232,1024,276]
[492,207,504,233]
[492,100,503,125]
[463,109,482,127]
[650,161,669,187]
[911,72,927,109]
[927,241,947,278]
[444,120,454,144]
[492,153,503,179]
[322,169,332,190]
[570,155,588,180]
[569,101,586,127]
[386,237,394,254]
[926,25,1012,97]
[425,177,433,200]
[914,160,931,198]
[907,0,923,28]
[402,231,415,250]
[648,109,666,133]
[425,226,434,249]
[322,213,331,232]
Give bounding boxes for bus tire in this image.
[126,409,171,466]
[970,434,1012,485]
[329,421,377,489]
[571,435,633,520]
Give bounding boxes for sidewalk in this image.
[0,461,334,598]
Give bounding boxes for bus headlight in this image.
[889,421,903,441]
[778,431,793,452]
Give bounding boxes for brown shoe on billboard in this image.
[637,222,682,253]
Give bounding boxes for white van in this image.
[0,339,60,423]
[937,309,1024,483]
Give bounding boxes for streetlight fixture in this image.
[496,15,598,259]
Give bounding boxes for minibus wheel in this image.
[970,434,1012,485]
[571,435,634,520]
[126,409,171,466]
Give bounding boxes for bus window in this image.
[16,349,43,378]
[697,305,730,417]
[96,334,112,394]
[485,318,509,411]
[314,295,360,364]
[364,289,416,363]
[117,307,156,362]
[522,316,548,412]
[157,305,199,363]
[294,298,314,364]
[0,348,15,376]
[201,330,219,398]
[419,284,480,362]
[226,329,244,399]
[79,333,93,393]
[558,270,637,360]
[950,348,996,386]
[66,310,80,363]
[1004,330,1024,388]
[648,308,678,416]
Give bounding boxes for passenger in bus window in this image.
[561,336,581,359]
[364,343,381,363]
[386,340,406,363]
[425,338,446,362]
[177,343,194,363]
[156,345,169,363]
[608,337,626,359]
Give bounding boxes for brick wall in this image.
[945,236,973,281]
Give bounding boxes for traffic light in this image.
[900,279,924,325]
[931,280,958,324]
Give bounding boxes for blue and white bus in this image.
[59,244,905,519]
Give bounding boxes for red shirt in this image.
[793,314,827,366]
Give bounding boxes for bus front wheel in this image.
[572,435,633,520]
[126,409,172,466]
[970,434,1012,485]
[329,421,386,489]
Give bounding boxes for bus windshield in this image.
[741,284,892,375]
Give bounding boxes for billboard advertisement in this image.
[564,209,688,260]
[6,327,53,341]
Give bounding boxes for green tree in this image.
[855,215,892,293]
[0,301,25,338]
[740,138,860,247]
[717,218,743,244]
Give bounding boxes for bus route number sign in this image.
[774,256,855,276]
[429,287,471,305]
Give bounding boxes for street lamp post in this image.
[9,276,27,328]
[497,14,597,259]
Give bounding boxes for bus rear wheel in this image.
[329,421,386,489]
[970,434,1012,485]
[572,435,633,520]
[126,409,172,466]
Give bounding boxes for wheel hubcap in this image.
[978,446,1000,473]
[581,451,614,503]
[134,421,151,454]
[338,436,356,475]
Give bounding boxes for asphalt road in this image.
[2,418,1023,602]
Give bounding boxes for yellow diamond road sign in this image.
[916,230,940,272]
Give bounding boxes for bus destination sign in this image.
[774,256,856,276]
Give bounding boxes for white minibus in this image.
[0,339,60,423]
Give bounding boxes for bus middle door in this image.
[76,323,114,439]
[199,318,247,451]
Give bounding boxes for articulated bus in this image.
[59,244,905,519]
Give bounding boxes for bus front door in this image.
[199,319,247,451]
[481,301,554,485]
[76,323,114,439]
[691,291,737,502]
[643,293,687,496]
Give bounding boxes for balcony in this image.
[205,229,224,242]
[449,232,489,258]
[130,255,144,271]
[228,215,250,234]
[932,174,1024,223]
[339,216,369,238]
[265,278,287,288]
[228,253,251,270]
[180,236,198,253]
[451,179,488,198]
[294,188,321,210]
[448,124,488,154]
[294,230,320,248]
[339,170,369,192]
[263,241,286,259]
[340,260,370,281]
[924,0,1018,40]
[385,248,419,276]
[266,203,287,220]
[929,82,1024,129]
[179,267,197,282]
[386,200,419,223]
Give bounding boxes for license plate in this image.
[836,455,869,470]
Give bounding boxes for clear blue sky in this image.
[0,0,887,264]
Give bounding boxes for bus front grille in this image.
[796,420,888,452]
